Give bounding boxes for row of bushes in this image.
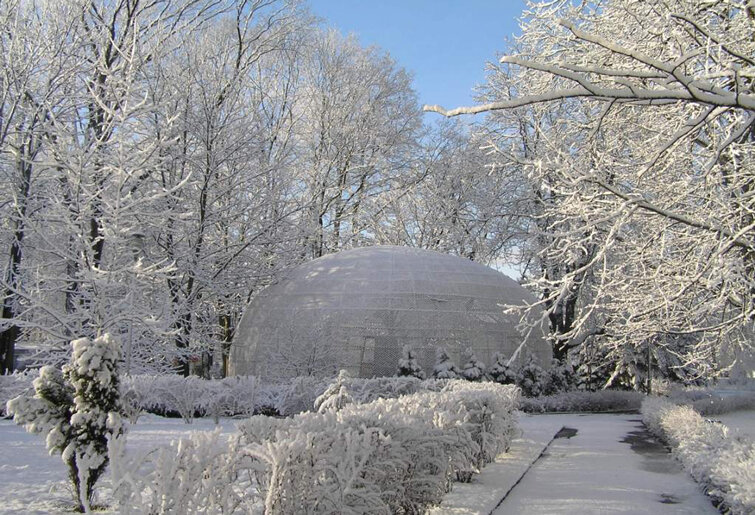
[520,389,643,413]
[641,397,754,515]
[120,374,455,423]
[109,379,521,514]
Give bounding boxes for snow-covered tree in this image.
[461,352,486,382]
[489,353,518,385]
[314,369,354,413]
[433,348,461,379]
[426,0,755,382]
[543,359,576,396]
[6,334,123,512]
[397,344,426,379]
[516,355,547,397]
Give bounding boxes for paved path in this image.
[491,414,717,514]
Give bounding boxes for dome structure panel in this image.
[229,246,552,379]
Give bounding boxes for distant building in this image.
[230,246,552,379]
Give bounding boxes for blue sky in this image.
[307,1,528,115]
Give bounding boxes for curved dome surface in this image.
[229,246,551,379]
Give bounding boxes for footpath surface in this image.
[434,413,718,514]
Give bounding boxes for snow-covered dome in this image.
[229,246,551,379]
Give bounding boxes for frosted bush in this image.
[461,353,486,382]
[641,397,755,514]
[397,344,426,379]
[516,355,547,397]
[0,370,34,417]
[109,429,258,514]
[489,353,517,385]
[543,359,576,395]
[520,390,643,413]
[314,369,353,413]
[7,334,124,512]
[433,348,460,379]
[236,380,521,511]
[276,375,329,416]
[346,375,423,403]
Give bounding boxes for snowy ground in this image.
[0,415,238,514]
[0,412,724,514]
[437,413,718,514]
[715,409,755,439]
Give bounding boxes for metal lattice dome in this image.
[229,246,551,379]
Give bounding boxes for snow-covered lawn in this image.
[0,415,238,513]
[0,412,720,514]
[715,410,755,439]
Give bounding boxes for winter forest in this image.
[1,0,752,385]
[1,0,754,513]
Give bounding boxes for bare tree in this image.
[427,0,754,381]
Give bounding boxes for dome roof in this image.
[229,246,551,379]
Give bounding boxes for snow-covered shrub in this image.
[276,375,329,416]
[489,353,517,385]
[120,375,162,424]
[109,429,258,514]
[516,355,547,397]
[397,344,426,379]
[7,334,124,512]
[433,348,460,379]
[0,369,34,417]
[443,380,520,466]
[666,387,755,417]
[121,374,268,422]
[519,390,643,413]
[461,352,486,382]
[346,375,424,403]
[247,412,407,514]
[641,397,755,514]
[543,359,576,395]
[237,380,521,511]
[314,369,353,413]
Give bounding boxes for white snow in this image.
[0,411,725,514]
[435,413,718,514]
[0,414,237,513]
[715,410,755,439]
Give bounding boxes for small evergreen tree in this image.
[543,358,576,395]
[314,369,353,413]
[516,355,548,397]
[397,345,426,379]
[461,352,486,381]
[432,348,460,379]
[7,334,123,512]
[489,353,518,385]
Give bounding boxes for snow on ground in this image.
[715,409,755,439]
[492,414,718,514]
[0,415,238,514]
[0,412,723,514]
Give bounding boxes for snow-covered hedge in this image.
[0,370,34,417]
[666,388,755,417]
[119,374,455,423]
[641,397,755,514]
[120,375,304,423]
[520,390,643,413]
[238,380,520,513]
[112,379,520,514]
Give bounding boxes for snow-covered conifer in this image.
[6,334,123,512]
[397,344,426,379]
[543,358,576,395]
[516,355,547,397]
[489,353,518,385]
[461,352,486,382]
[314,369,353,413]
[432,348,460,379]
